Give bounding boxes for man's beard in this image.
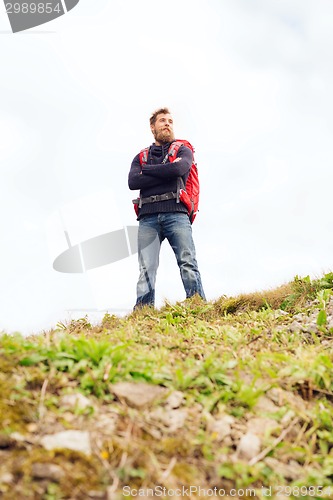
[154,128,175,144]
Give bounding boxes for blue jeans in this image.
[135,213,206,307]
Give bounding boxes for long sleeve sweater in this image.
[128,141,192,219]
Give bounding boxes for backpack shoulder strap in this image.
[168,140,194,162]
[139,147,150,165]
[140,141,194,165]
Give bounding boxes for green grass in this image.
[1,273,333,499]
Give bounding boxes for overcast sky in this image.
[1,0,333,335]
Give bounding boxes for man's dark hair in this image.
[150,107,171,126]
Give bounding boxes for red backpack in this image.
[136,140,200,223]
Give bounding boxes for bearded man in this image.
[128,107,206,308]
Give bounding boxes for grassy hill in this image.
[1,274,333,499]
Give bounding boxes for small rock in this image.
[230,421,248,441]
[60,393,93,411]
[208,415,234,441]
[40,430,91,456]
[306,323,318,334]
[164,391,184,409]
[8,432,36,445]
[87,491,106,499]
[60,412,77,424]
[9,432,27,443]
[93,414,118,434]
[247,417,279,437]
[111,382,166,408]
[293,313,306,321]
[32,463,64,482]
[264,457,303,480]
[237,432,261,461]
[289,321,302,333]
[254,396,278,414]
[266,387,285,406]
[223,436,233,447]
[0,435,15,449]
[26,423,38,433]
[107,488,122,500]
[148,407,187,433]
[277,309,289,316]
[0,472,14,484]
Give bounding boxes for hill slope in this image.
[1,274,333,499]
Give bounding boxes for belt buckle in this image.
[151,195,158,202]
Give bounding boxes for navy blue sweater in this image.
[128,142,192,219]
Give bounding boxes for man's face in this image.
[151,113,175,144]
